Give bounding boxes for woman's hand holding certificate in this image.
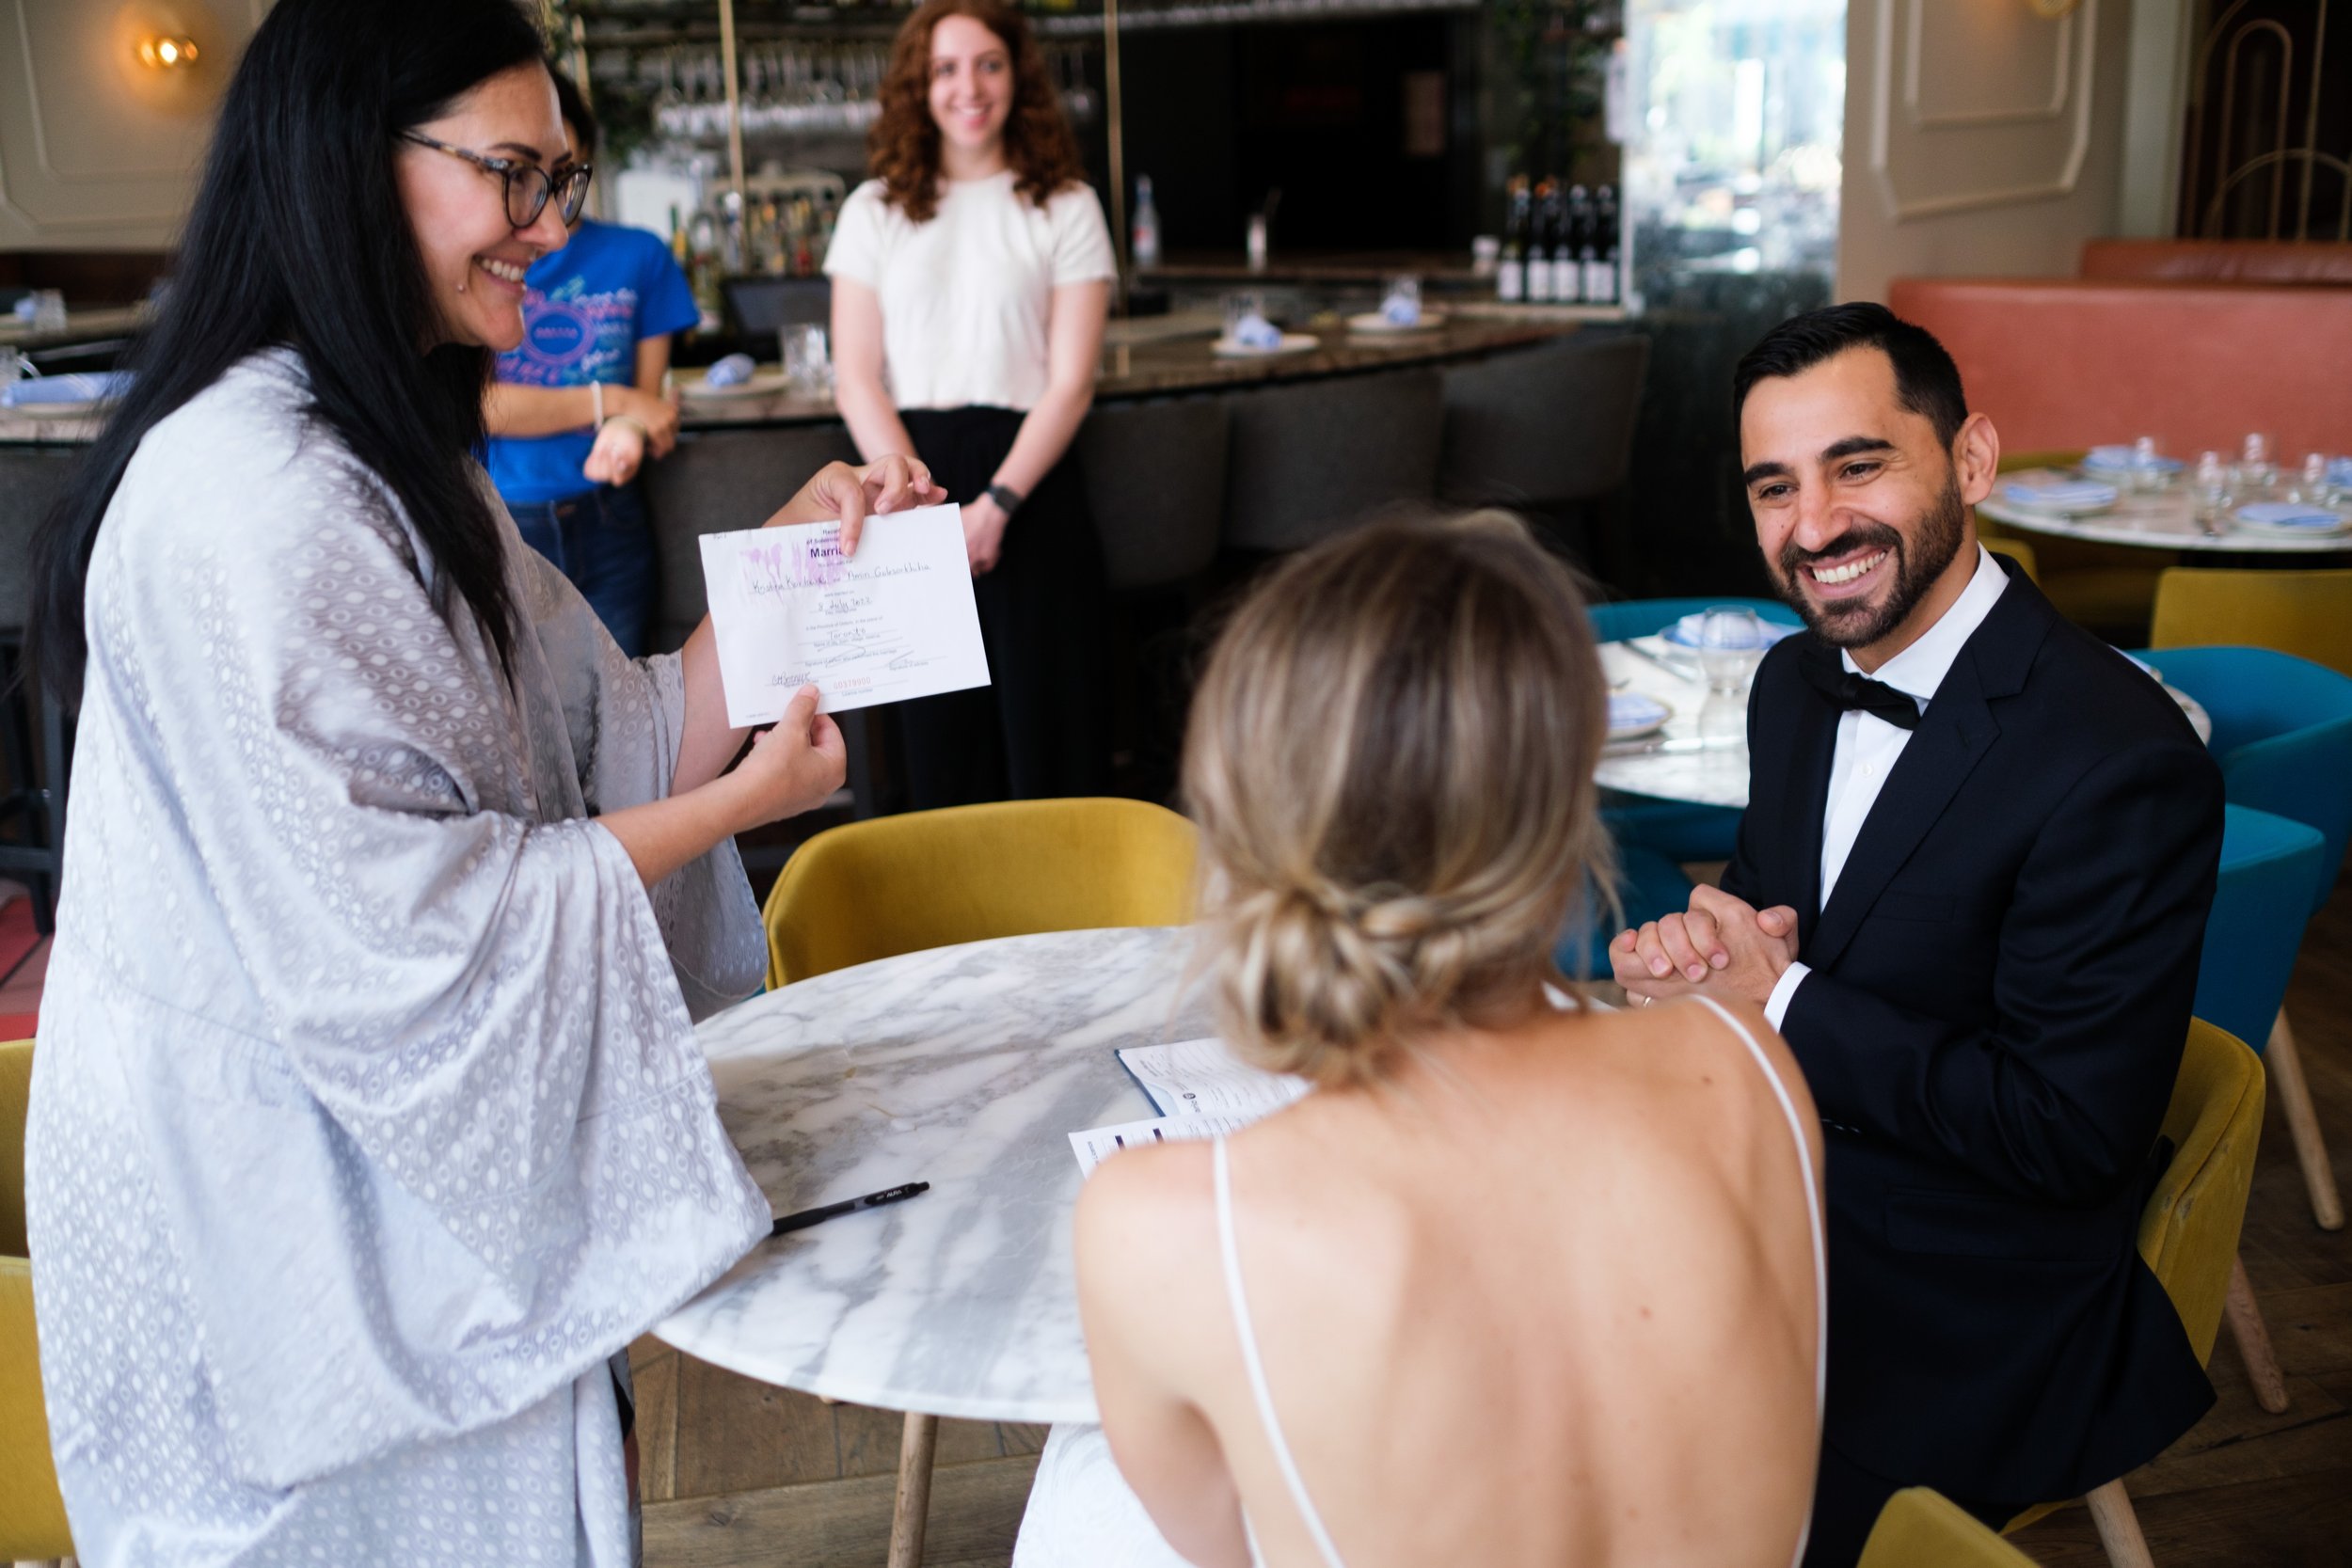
[702,499,992,726]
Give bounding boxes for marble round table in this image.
[1594,638,1756,809]
[655,924,1208,1426]
[1595,636,2213,812]
[1979,489,2352,553]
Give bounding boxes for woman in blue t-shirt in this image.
[484,72,697,656]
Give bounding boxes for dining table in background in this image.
[1596,632,2215,813]
[656,925,1210,1567]
[1978,486,2352,555]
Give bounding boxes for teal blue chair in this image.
[1591,596,1801,864]
[1556,844,1695,982]
[2188,803,2328,1416]
[2137,645,2352,1230]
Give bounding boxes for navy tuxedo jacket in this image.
[1723,557,2223,1503]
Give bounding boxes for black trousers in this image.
[1803,1440,2022,1567]
[897,406,1111,808]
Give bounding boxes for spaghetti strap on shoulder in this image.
[1680,995,1827,1568]
[1215,1136,1351,1568]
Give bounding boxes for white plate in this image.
[2230,503,2352,538]
[680,370,790,401]
[1606,692,1673,740]
[1345,309,1446,335]
[2231,515,2352,538]
[1211,333,1319,358]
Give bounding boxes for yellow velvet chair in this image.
[1863,1488,2039,1567]
[759,799,1198,1557]
[2,1037,73,1564]
[1981,449,2173,636]
[1982,535,2039,583]
[2149,568,2352,676]
[762,797,1200,989]
[2003,1019,2265,1566]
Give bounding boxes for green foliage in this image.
[1490,0,1613,176]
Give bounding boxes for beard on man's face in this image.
[1771,474,1968,649]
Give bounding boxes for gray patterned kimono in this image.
[24,350,772,1566]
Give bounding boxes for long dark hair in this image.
[28,0,548,700]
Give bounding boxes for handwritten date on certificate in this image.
[699,502,991,726]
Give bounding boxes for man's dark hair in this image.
[1732,302,1969,450]
[552,67,598,155]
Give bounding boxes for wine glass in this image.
[1696,606,1765,694]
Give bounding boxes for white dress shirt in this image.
[1763,546,2010,1028]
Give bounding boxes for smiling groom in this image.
[1612,304,2224,1565]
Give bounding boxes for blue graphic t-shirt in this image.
[485,218,700,506]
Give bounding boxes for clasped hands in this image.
[1609,883,1802,1006]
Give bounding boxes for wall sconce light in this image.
[136,34,199,69]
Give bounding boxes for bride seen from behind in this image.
[1030,514,1826,1567]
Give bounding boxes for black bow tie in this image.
[1798,646,1922,730]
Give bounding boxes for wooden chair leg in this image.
[2268,1009,2344,1231]
[2086,1478,2155,1568]
[2224,1251,2292,1414]
[886,1411,940,1568]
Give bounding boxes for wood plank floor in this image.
[639,880,2352,1567]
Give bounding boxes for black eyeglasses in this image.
[399,132,594,230]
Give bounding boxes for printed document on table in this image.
[1069,1038,1311,1176]
[698,502,989,725]
[1117,1037,1311,1118]
[1070,1112,1263,1178]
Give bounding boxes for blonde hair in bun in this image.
[1182,510,1615,1087]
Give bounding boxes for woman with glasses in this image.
[828,0,1115,806]
[483,71,695,657]
[22,1,937,1560]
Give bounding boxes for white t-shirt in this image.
[824,170,1115,412]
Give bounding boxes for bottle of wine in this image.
[1498,176,1530,304]
[1529,177,1559,302]
[1133,174,1162,270]
[1584,185,1621,306]
[1565,184,1594,305]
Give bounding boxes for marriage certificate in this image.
[699,502,990,726]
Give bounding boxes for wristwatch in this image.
[986,482,1025,515]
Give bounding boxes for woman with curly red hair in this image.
[827,0,1116,806]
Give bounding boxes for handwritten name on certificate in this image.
[699,503,991,726]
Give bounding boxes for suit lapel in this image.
[1785,666,1838,952]
[1802,560,2052,970]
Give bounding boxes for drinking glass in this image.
[1221,291,1265,341]
[1381,273,1422,325]
[2236,432,2276,499]
[2295,451,2330,506]
[0,347,23,390]
[2193,451,2230,527]
[783,324,830,396]
[1696,605,1765,693]
[2131,435,2167,494]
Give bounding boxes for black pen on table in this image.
[770,1180,930,1237]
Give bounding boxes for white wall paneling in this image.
[0,0,267,250]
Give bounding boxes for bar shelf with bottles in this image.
[1484,173,1626,320]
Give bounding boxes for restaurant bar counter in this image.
[0,318,1629,657]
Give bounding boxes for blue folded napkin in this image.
[1380,291,1422,327]
[2233,501,2344,530]
[1997,474,2119,511]
[2328,456,2352,487]
[1607,692,1670,734]
[703,353,757,388]
[1,371,131,408]
[2082,445,2183,475]
[1661,613,1799,650]
[1230,312,1283,350]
